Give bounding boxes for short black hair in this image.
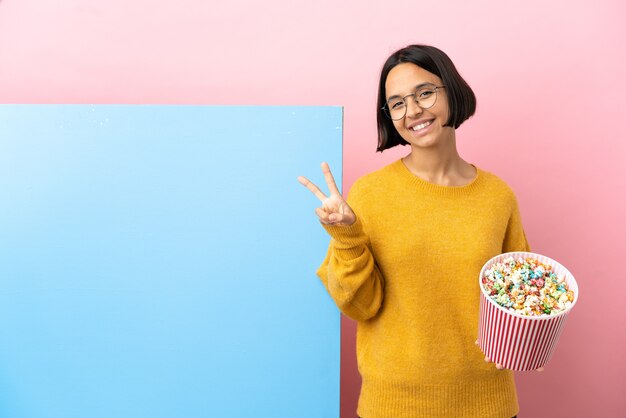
[376,44,477,152]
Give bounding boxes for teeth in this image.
[412,120,432,131]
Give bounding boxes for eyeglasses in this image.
[382,84,446,120]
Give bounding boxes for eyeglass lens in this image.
[385,85,439,120]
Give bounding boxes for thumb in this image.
[328,213,343,223]
[329,212,356,225]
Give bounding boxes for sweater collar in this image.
[393,158,484,197]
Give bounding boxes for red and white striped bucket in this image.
[477,252,579,371]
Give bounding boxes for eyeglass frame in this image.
[381,84,446,120]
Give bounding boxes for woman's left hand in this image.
[475,340,544,372]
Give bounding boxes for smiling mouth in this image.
[410,120,433,131]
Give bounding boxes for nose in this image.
[405,96,423,118]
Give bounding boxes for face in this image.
[384,63,453,149]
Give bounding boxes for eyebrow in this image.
[386,82,435,100]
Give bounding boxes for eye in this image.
[418,89,435,98]
[390,100,405,109]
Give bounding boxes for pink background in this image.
[2,0,624,416]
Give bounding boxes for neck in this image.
[402,131,474,186]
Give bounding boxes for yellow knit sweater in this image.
[317,159,530,418]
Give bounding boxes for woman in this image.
[298,44,537,418]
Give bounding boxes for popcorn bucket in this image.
[477,252,578,371]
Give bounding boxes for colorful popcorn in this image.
[481,256,575,316]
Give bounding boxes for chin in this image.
[406,135,440,149]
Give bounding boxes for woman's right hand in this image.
[297,162,356,226]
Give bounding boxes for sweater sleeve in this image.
[315,184,385,321]
[502,194,531,253]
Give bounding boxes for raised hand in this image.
[297,162,356,226]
